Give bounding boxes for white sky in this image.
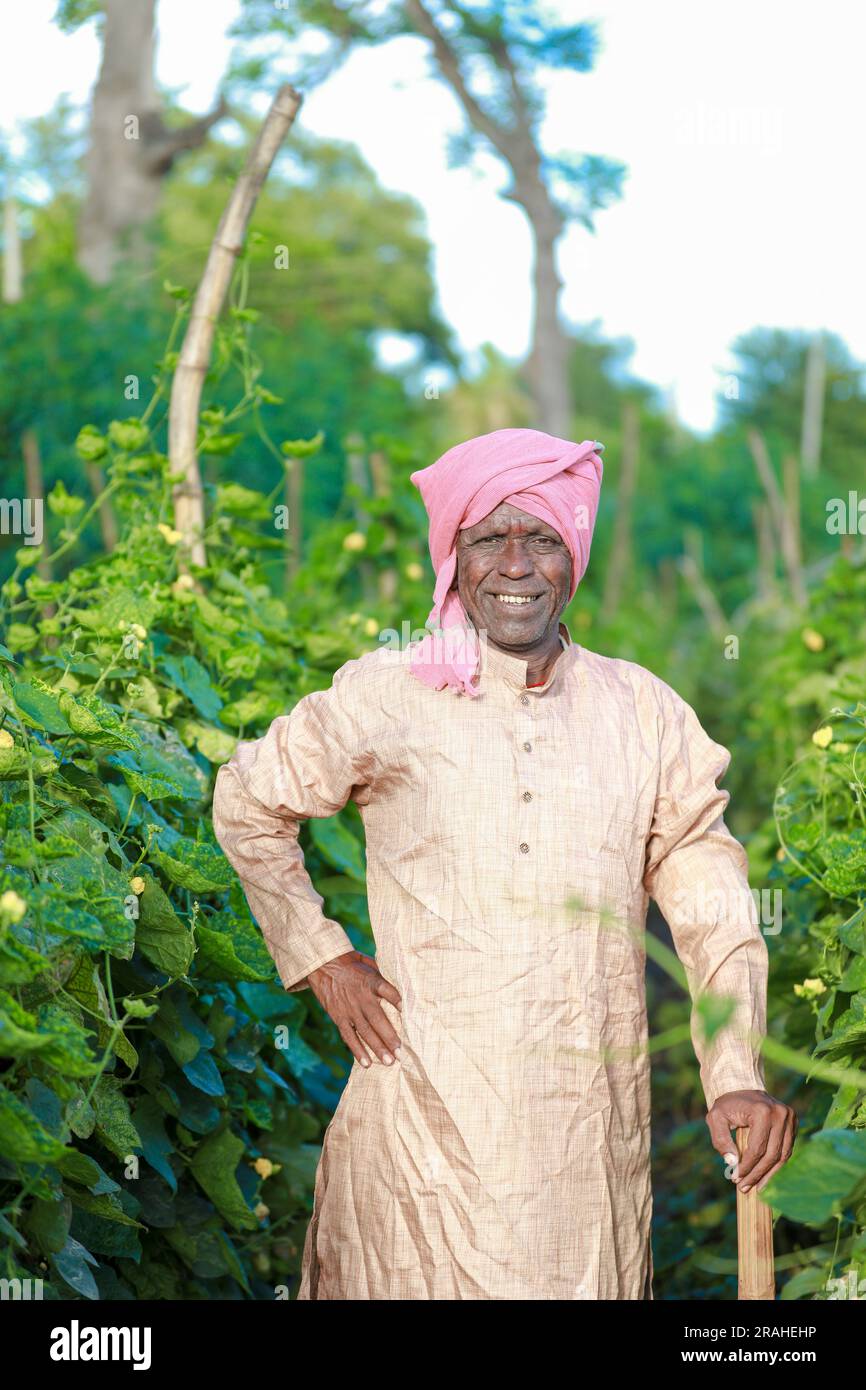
[2,0,865,432]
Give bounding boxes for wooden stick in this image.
[736,1126,775,1300]
[169,83,302,570]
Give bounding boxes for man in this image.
[212,427,796,1301]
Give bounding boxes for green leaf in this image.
[159,653,223,721]
[310,815,366,881]
[196,919,273,983]
[280,430,324,459]
[200,432,244,457]
[135,876,195,977]
[190,1128,258,1231]
[74,425,108,462]
[151,834,233,893]
[93,1076,142,1161]
[57,689,140,750]
[47,479,86,518]
[52,1235,100,1299]
[0,1089,69,1164]
[132,1094,177,1192]
[25,1195,72,1255]
[108,417,149,452]
[214,482,271,517]
[763,1129,866,1224]
[12,678,74,734]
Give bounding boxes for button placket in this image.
[518,685,535,855]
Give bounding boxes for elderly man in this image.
[212,427,795,1301]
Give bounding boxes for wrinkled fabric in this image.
[211,625,768,1301]
[409,429,604,696]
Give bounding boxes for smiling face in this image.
[454,502,572,657]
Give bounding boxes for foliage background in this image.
[1,1,866,1303]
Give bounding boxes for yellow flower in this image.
[364,618,379,638]
[347,612,362,625]
[0,729,14,750]
[801,627,825,652]
[172,574,195,593]
[254,1157,275,1179]
[794,977,827,1000]
[0,890,27,924]
[254,1202,270,1222]
[775,847,786,861]
[812,726,833,749]
[834,741,851,753]
[342,531,367,552]
[158,523,183,545]
[131,623,147,642]
[404,562,424,582]
[130,877,146,895]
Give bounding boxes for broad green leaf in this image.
[190,1128,257,1231]
[195,920,273,983]
[93,1076,142,1161]
[159,652,223,721]
[763,1129,866,1224]
[57,689,140,750]
[132,1095,177,1192]
[151,834,233,893]
[0,1089,69,1164]
[135,876,194,977]
[51,1235,99,1300]
[310,815,366,881]
[12,679,74,734]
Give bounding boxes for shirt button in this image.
[522,791,532,802]
[519,842,530,854]
[519,694,530,705]
[523,741,532,752]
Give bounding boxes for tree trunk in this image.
[525,213,570,437]
[3,195,22,303]
[78,0,226,284]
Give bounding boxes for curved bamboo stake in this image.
[169,84,303,570]
[736,1126,775,1300]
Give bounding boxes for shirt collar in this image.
[478,620,579,693]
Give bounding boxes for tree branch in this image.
[404,0,514,163]
[142,95,230,175]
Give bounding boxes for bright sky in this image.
[3,0,865,432]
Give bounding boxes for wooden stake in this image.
[736,1126,775,1300]
[169,84,302,571]
[800,334,825,478]
[601,399,639,623]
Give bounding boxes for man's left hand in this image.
[706,1089,797,1194]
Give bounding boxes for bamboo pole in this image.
[601,399,639,623]
[284,454,304,583]
[736,1126,775,1300]
[169,84,303,571]
[747,429,806,607]
[800,333,825,478]
[369,448,398,603]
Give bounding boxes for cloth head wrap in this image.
[408,427,604,697]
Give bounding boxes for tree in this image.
[55,0,228,283]
[228,0,626,435]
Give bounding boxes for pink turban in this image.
[408,428,604,697]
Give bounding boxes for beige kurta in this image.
[211,622,768,1301]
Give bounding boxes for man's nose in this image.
[497,537,535,577]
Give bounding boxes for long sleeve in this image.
[212,665,377,992]
[642,681,768,1110]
